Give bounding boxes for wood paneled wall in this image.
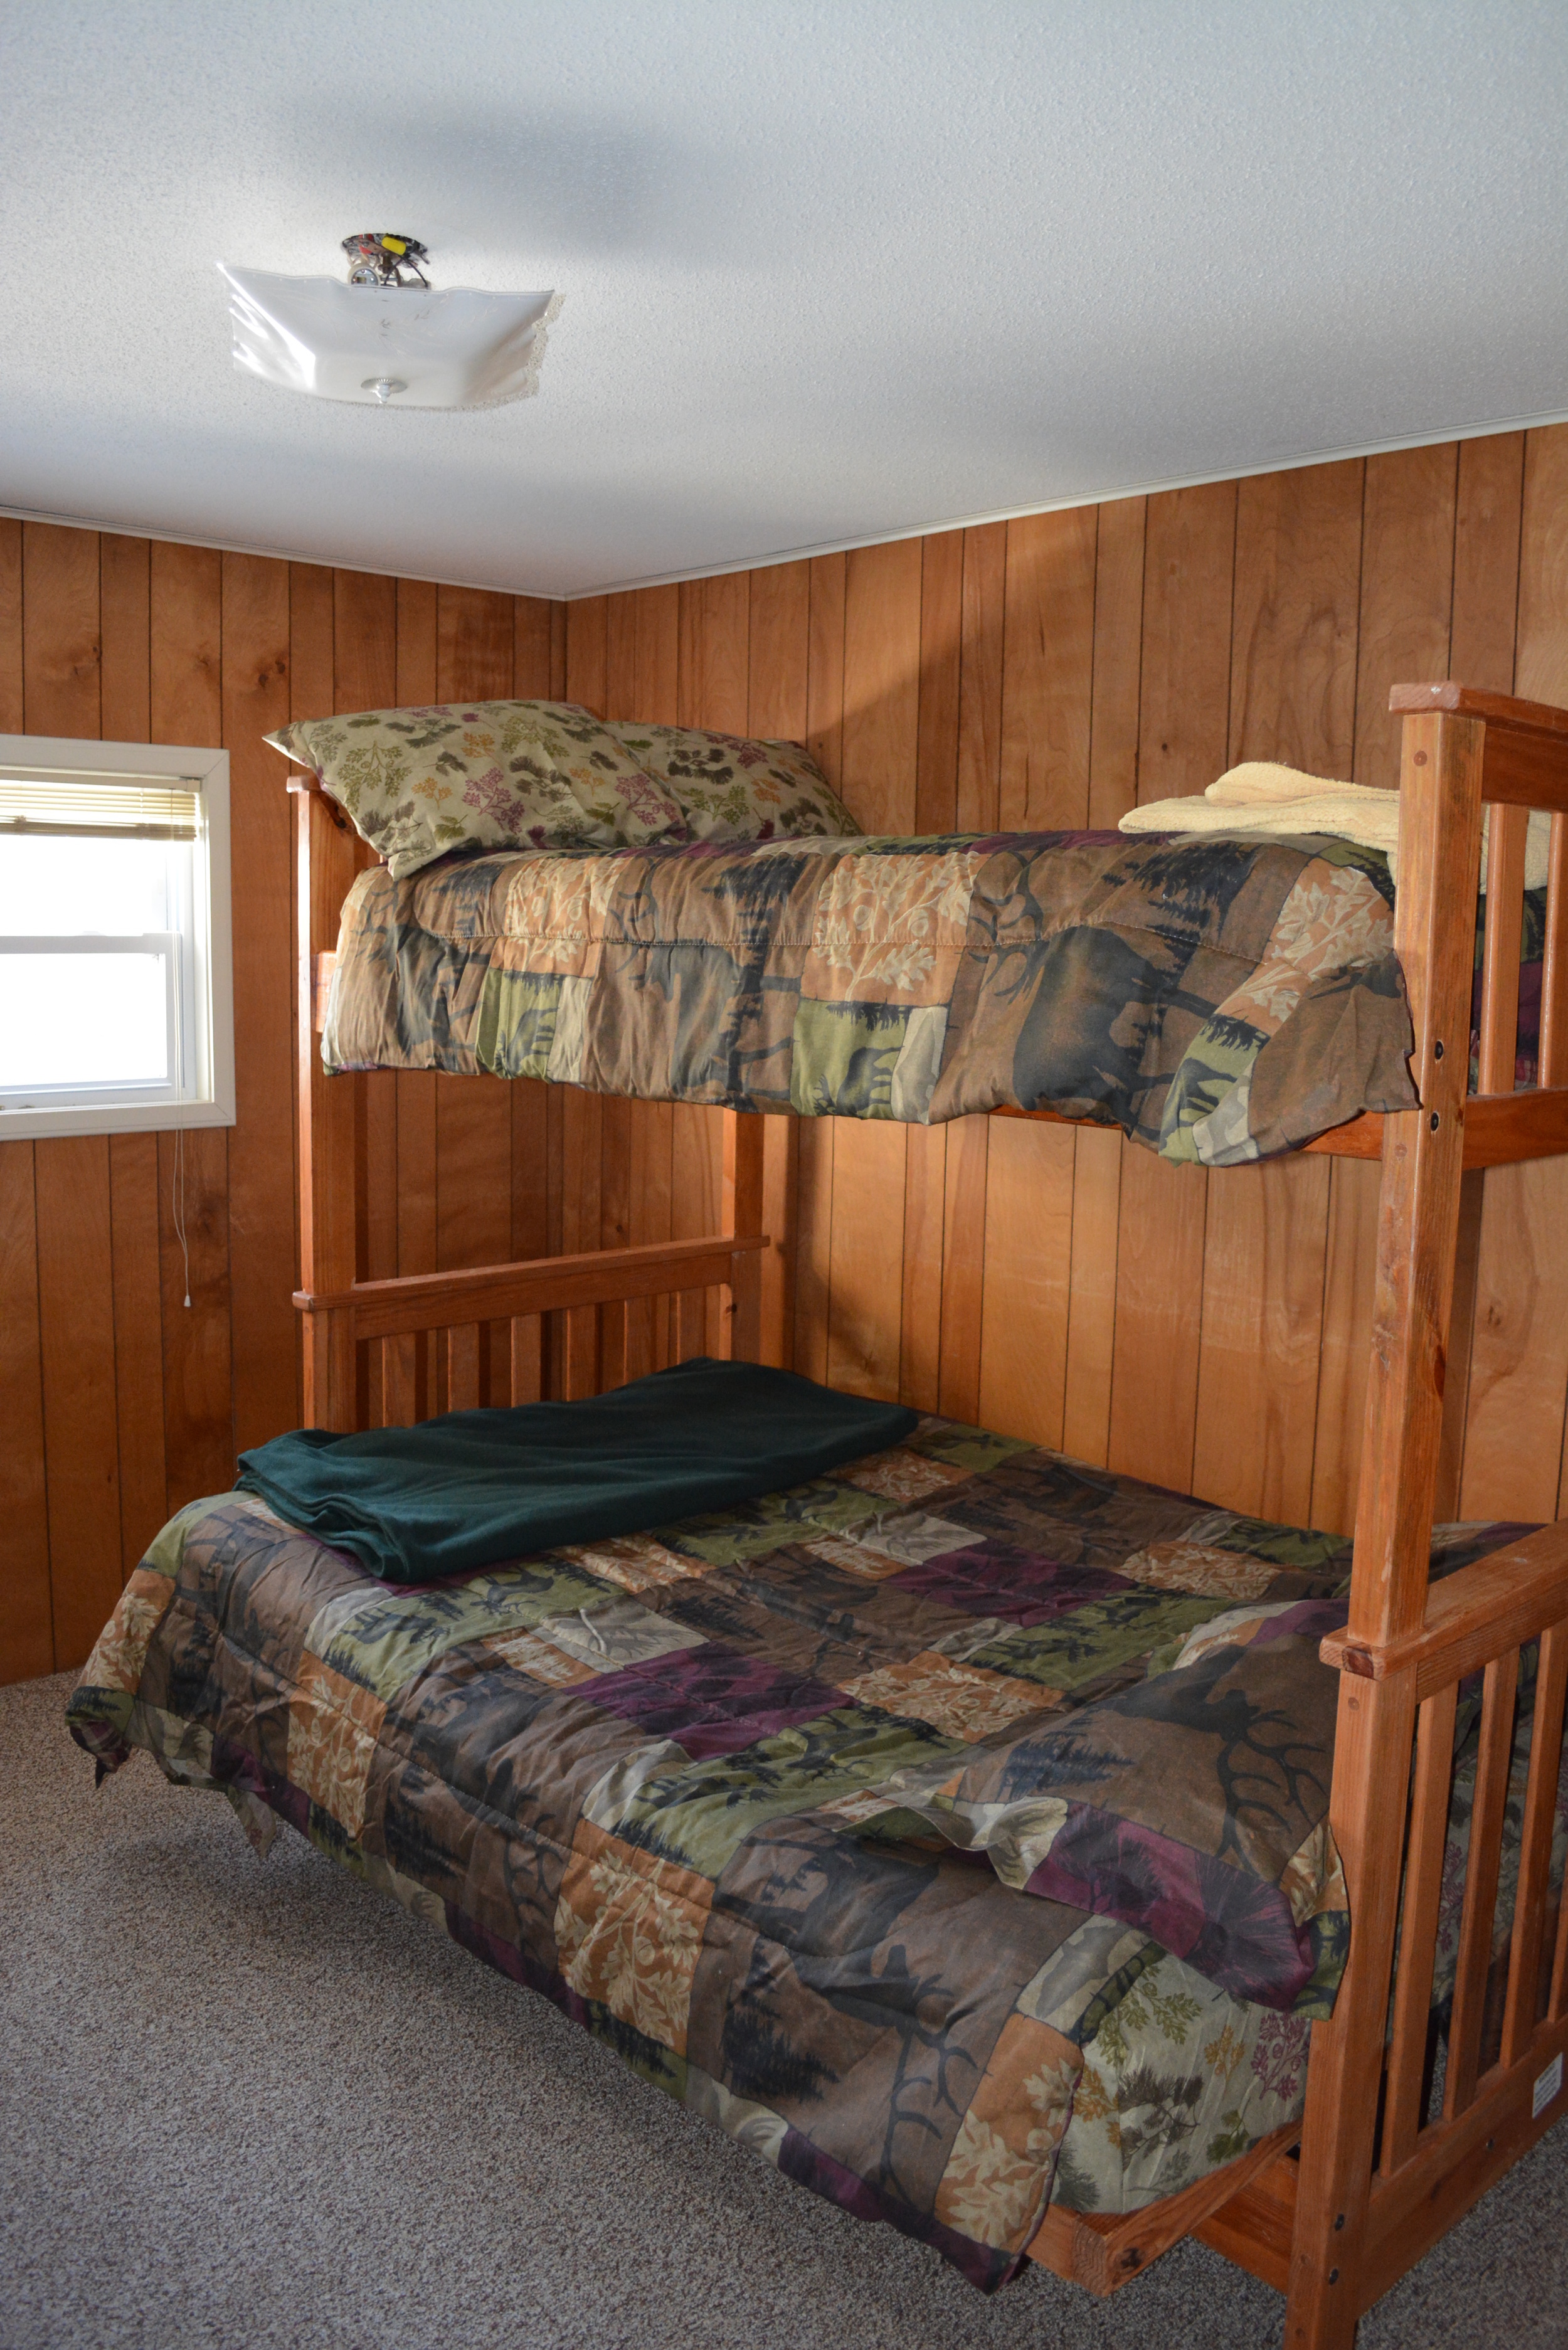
[571,427,1568,1552]
[5,423,1567,1682]
[0,527,569,1681]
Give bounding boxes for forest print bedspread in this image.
[322,828,1424,1165]
[68,1412,1531,2282]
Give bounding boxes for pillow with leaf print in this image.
[603,722,860,843]
[263,700,690,879]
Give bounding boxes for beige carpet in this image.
[4,1670,1564,2350]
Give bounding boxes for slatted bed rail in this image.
[294,1230,769,1431]
[1184,1529,1568,2324]
[1346,1535,1568,2289]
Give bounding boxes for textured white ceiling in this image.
[5,1,1567,597]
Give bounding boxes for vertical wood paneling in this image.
[23,523,100,736]
[1352,445,1456,786]
[1229,460,1362,769]
[109,1133,167,1570]
[826,1120,907,1400]
[840,541,922,831]
[1137,485,1237,803]
[1,527,579,1680]
[1061,1125,1122,1466]
[332,568,399,714]
[1192,1157,1331,1523]
[679,574,749,733]
[151,544,231,1510]
[915,532,963,834]
[633,585,680,722]
[793,1117,834,1384]
[999,509,1097,829]
[0,519,22,729]
[1449,434,1525,692]
[1462,425,1568,1523]
[761,1114,799,1372]
[1088,497,1146,828]
[956,524,1005,832]
[225,554,297,1450]
[977,1120,1075,1446]
[899,1124,946,1411]
[566,596,608,714]
[605,589,638,723]
[36,1136,122,1660]
[0,1145,51,1678]
[1108,1145,1209,1491]
[514,595,558,698]
[748,562,810,741]
[937,1117,988,1426]
[806,556,847,793]
[1309,1158,1381,1533]
[100,536,151,738]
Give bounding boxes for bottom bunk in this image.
[65,1365,1562,2300]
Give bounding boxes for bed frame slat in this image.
[1541,810,1568,1088]
[1500,1622,1568,2068]
[509,1314,543,1406]
[445,1323,481,1414]
[1379,1681,1458,2176]
[563,1304,600,1400]
[1477,802,1528,1094]
[381,1331,416,1428]
[600,1298,629,1392]
[1444,1649,1520,2119]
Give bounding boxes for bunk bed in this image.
[68,681,1568,2348]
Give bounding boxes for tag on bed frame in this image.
[1532,2052,1563,2119]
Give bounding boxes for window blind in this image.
[0,765,203,840]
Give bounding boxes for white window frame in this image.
[0,734,236,1141]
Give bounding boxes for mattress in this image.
[66,1411,1539,2283]
[321,827,1429,1166]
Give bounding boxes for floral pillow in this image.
[603,722,861,842]
[264,701,690,879]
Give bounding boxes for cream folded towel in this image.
[1120,761,1550,892]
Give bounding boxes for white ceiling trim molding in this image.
[6,403,1568,608]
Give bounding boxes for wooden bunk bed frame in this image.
[290,680,1568,2349]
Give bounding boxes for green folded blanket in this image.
[235,1358,918,1584]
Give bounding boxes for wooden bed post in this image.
[1285,709,1486,2350]
[293,782,362,1429]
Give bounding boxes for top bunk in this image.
[290,681,1568,1175]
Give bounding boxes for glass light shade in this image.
[218,267,556,408]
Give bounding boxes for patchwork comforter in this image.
[323,828,1426,1166]
[68,1413,1532,2282]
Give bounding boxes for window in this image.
[0,735,235,1139]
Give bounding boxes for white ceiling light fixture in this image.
[218,234,558,410]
